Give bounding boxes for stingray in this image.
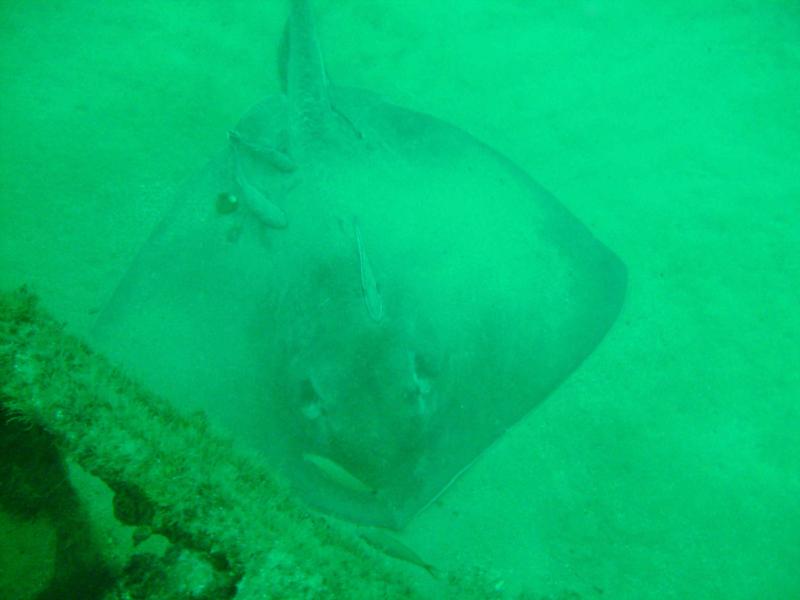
[92,0,626,529]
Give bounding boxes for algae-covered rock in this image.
[1,287,532,599]
[0,287,419,599]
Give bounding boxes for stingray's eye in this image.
[216,192,239,215]
[412,351,440,381]
[300,378,317,402]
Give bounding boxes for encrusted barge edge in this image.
[0,286,421,599]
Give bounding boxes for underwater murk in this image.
[1,1,798,599]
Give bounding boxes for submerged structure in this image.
[4,288,510,598]
[92,0,626,529]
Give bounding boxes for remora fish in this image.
[302,452,376,496]
[359,527,439,578]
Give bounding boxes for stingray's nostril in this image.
[216,192,239,214]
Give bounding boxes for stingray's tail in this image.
[284,0,331,147]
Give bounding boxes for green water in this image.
[1,1,798,598]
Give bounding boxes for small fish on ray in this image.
[302,452,377,496]
[358,527,439,578]
[353,219,384,322]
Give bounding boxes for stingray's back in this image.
[92,2,626,530]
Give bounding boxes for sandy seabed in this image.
[1,1,798,598]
